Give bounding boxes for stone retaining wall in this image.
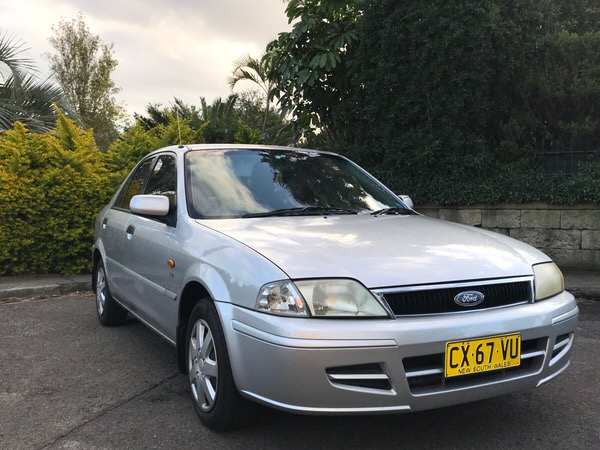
[417,203,600,270]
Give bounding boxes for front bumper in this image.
[217,291,578,414]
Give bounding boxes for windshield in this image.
[185,148,407,219]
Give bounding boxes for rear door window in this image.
[114,157,155,210]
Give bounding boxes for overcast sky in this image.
[0,0,290,117]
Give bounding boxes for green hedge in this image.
[334,0,600,206]
[0,114,115,275]
[365,153,600,206]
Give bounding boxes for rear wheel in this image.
[187,299,250,431]
[94,260,127,326]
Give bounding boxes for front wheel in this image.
[187,299,251,431]
[94,259,127,326]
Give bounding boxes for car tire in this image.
[94,259,128,326]
[187,299,251,431]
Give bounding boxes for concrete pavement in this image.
[0,270,598,301]
[0,274,91,301]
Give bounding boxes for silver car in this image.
[92,144,578,431]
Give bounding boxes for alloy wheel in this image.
[96,265,107,317]
[188,319,218,411]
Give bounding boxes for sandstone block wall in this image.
[417,203,600,270]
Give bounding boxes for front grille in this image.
[403,338,547,394]
[381,280,532,316]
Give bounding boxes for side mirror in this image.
[130,195,170,216]
[398,195,414,210]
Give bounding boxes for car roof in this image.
[146,143,334,157]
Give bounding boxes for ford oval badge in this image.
[454,291,485,307]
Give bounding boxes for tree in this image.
[135,98,203,131]
[228,53,275,131]
[46,13,125,151]
[234,89,295,145]
[264,0,362,143]
[198,95,240,143]
[0,32,73,132]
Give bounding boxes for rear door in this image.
[102,157,155,302]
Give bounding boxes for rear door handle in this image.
[102,218,108,230]
[126,225,135,238]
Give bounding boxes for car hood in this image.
[198,215,549,288]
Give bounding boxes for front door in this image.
[120,153,178,340]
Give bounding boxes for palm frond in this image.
[228,53,273,96]
[0,32,36,85]
[0,73,76,133]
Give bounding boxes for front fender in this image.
[172,218,289,307]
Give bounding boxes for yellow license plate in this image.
[445,334,521,378]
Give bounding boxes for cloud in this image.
[0,0,290,116]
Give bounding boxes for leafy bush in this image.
[105,119,198,187]
[0,113,112,275]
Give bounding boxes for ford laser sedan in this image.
[92,144,578,431]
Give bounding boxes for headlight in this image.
[256,281,309,316]
[533,262,564,301]
[256,279,390,318]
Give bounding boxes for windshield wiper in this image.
[242,206,358,218]
[370,207,414,216]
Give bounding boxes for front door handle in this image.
[126,225,135,239]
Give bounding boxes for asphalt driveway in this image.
[1,294,598,449]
